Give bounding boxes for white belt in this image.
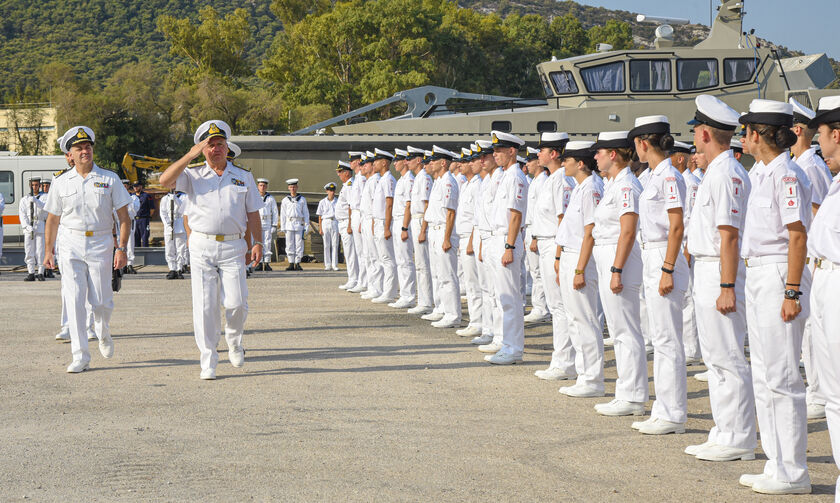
[594,241,618,247]
[533,235,554,240]
[559,246,580,254]
[193,231,243,242]
[411,214,424,220]
[63,228,111,237]
[432,224,446,230]
[640,241,668,250]
[814,258,840,270]
[479,230,492,240]
[322,216,335,220]
[693,256,720,262]
[742,255,787,268]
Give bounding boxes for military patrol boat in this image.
[231,0,836,197]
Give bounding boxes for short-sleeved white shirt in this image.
[409,169,432,216]
[455,175,480,236]
[317,196,336,219]
[336,179,352,220]
[45,164,131,232]
[525,170,548,227]
[593,167,642,245]
[373,171,396,220]
[639,159,686,244]
[681,169,701,233]
[741,152,812,258]
[556,174,604,251]
[425,172,459,225]
[808,172,840,263]
[794,147,833,206]
[175,162,260,236]
[686,150,751,258]
[350,174,365,211]
[636,167,652,188]
[476,168,502,232]
[492,164,528,233]
[531,168,576,238]
[360,172,380,217]
[393,171,414,218]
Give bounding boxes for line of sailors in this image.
[331,94,840,497]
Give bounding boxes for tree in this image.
[587,19,633,52]
[551,13,588,58]
[1,106,51,155]
[269,0,332,27]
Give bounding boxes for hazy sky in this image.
[573,0,839,60]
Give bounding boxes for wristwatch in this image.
[115,246,127,252]
[784,289,802,300]
[610,266,623,274]
[253,241,264,247]
[401,227,409,232]
[504,243,515,250]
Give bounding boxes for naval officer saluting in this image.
[159,120,263,380]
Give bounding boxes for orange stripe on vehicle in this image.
[2,215,20,225]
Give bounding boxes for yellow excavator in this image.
[120,153,171,189]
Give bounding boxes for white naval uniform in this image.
[258,192,279,263]
[176,162,261,371]
[455,174,481,329]
[592,166,648,404]
[317,196,339,270]
[556,173,605,391]
[489,163,528,357]
[361,172,382,296]
[638,159,689,424]
[524,170,549,317]
[455,172,468,294]
[373,171,398,299]
[531,167,576,373]
[410,168,433,309]
[686,149,756,451]
[125,193,140,265]
[741,152,812,485]
[424,171,461,323]
[160,192,187,271]
[635,167,653,349]
[0,193,4,263]
[806,172,840,499]
[280,194,309,265]
[336,178,357,286]
[680,170,702,361]
[44,165,131,365]
[476,168,503,342]
[349,174,367,288]
[392,171,416,303]
[19,193,46,275]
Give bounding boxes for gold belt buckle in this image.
[215,235,225,242]
[814,258,822,268]
[85,230,93,237]
[743,258,749,267]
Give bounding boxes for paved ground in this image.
[0,264,835,501]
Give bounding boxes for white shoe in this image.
[807,402,826,420]
[200,368,216,380]
[389,298,414,309]
[371,296,395,304]
[421,312,444,321]
[685,356,704,366]
[739,473,767,488]
[407,305,433,315]
[523,310,549,323]
[534,367,575,381]
[471,334,492,345]
[638,417,685,435]
[694,444,755,461]
[631,417,654,431]
[751,477,810,495]
[431,318,459,328]
[229,346,245,368]
[486,351,523,365]
[99,335,114,358]
[347,285,366,293]
[594,399,645,416]
[87,331,97,341]
[66,360,90,373]
[55,331,70,343]
[332,266,340,271]
[603,336,615,347]
[645,343,654,354]
[478,342,502,353]
[559,383,605,398]
[455,325,482,337]
[694,370,710,382]
[360,292,377,300]
[684,440,714,456]
[338,282,353,290]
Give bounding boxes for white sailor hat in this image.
[348,151,364,161]
[286,178,299,185]
[563,140,596,158]
[730,138,743,153]
[194,120,231,145]
[629,115,670,139]
[538,132,569,148]
[256,177,269,184]
[364,151,376,163]
[373,148,394,160]
[592,131,633,150]
[432,145,457,161]
[491,130,525,149]
[422,150,433,163]
[226,141,241,159]
[525,146,539,161]
[406,146,425,159]
[739,99,793,127]
[475,140,493,154]
[687,95,740,131]
[394,148,408,160]
[808,96,840,128]
[516,155,527,164]
[671,141,693,154]
[60,126,95,153]
[789,98,815,125]
[336,160,352,172]
[29,176,41,182]
[41,178,52,185]
[324,182,337,191]
[461,147,472,159]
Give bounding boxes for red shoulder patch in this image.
[731,177,742,185]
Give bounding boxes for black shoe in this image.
[54,268,60,276]
[44,269,54,278]
[24,273,35,282]
[177,272,184,279]
[166,270,177,279]
[255,263,264,271]
[36,274,45,281]
[183,265,190,273]
[246,269,251,278]
[285,264,294,271]
[264,264,273,272]
[127,265,136,274]
[295,263,303,271]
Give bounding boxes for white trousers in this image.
[525,229,548,315]
[363,217,382,296]
[411,217,433,309]
[428,225,461,322]
[809,264,840,499]
[802,262,825,407]
[261,226,275,263]
[24,231,45,274]
[164,231,187,270]
[682,258,702,360]
[284,229,304,264]
[641,246,688,424]
[373,219,398,299]
[477,232,498,339]
[126,221,136,265]
[459,231,482,327]
[338,219,358,286]
[322,219,339,269]
[746,262,810,484]
[188,236,248,371]
[537,238,575,374]
[60,297,94,335]
[392,219,416,302]
[593,243,648,403]
[57,232,114,364]
[350,212,367,287]
[559,250,604,391]
[693,259,756,450]
[489,233,524,356]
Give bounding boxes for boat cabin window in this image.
[491,121,512,133]
[581,62,625,93]
[724,58,757,84]
[541,75,554,97]
[549,71,578,94]
[630,59,671,92]
[537,121,557,133]
[0,171,14,204]
[677,59,719,91]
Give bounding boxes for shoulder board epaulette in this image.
[231,163,250,172]
[187,161,204,168]
[54,168,69,178]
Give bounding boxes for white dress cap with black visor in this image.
[516,155,527,164]
[592,131,633,150]
[194,120,231,145]
[347,151,364,161]
[525,146,540,161]
[808,95,840,128]
[60,126,96,153]
[629,115,670,140]
[226,141,241,159]
[538,132,569,149]
[324,182,337,191]
[406,146,425,160]
[789,97,816,125]
[730,138,743,153]
[373,148,394,161]
[563,140,596,158]
[431,145,458,161]
[394,148,408,160]
[738,99,793,127]
[687,95,740,131]
[336,161,352,172]
[671,141,693,154]
[461,147,472,160]
[491,131,525,149]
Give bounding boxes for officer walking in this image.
[132,181,153,247]
[280,178,309,271]
[159,120,263,380]
[43,126,132,373]
[335,161,358,290]
[256,178,279,271]
[160,188,187,279]
[20,176,46,281]
[317,182,339,271]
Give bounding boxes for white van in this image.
[1,153,72,242]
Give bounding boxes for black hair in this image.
[638,132,675,153]
[569,155,596,174]
[748,123,796,150]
